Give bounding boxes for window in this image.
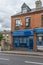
[26,17,30,27]
[42,15,43,26]
[23,37,27,43]
[38,37,42,41]
[16,19,21,27]
[15,19,21,30]
[20,38,23,43]
[19,37,27,47]
[37,36,43,41]
[3,34,5,37]
[6,34,9,38]
[22,8,27,13]
[19,37,27,43]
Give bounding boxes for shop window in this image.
[25,17,30,27]
[42,15,43,26]
[19,37,27,47]
[23,37,27,43]
[38,36,42,41]
[19,37,27,43]
[37,36,43,41]
[14,38,19,43]
[20,38,23,43]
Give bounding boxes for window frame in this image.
[22,7,27,13]
[25,17,30,27]
[41,15,43,26]
[15,19,21,27]
[15,19,21,30]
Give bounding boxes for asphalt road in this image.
[0,53,43,65]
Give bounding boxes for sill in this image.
[25,27,30,29]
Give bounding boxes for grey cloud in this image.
[0,0,43,31]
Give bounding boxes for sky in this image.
[0,0,43,31]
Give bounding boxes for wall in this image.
[11,11,43,31]
[11,11,43,51]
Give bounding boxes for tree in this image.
[0,32,3,41]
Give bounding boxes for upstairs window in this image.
[16,19,20,27]
[25,17,30,27]
[42,15,43,26]
[22,8,27,13]
[15,19,22,30]
[21,3,31,13]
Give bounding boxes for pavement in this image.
[0,51,43,56]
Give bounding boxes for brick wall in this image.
[11,11,43,51]
[11,11,43,31]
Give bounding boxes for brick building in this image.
[11,0,43,51]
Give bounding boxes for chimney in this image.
[35,0,42,8]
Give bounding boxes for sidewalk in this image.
[0,51,43,56]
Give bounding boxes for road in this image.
[0,53,43,65]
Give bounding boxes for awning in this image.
[35,28,43,33]
[12,29,34,36]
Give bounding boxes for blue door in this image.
[28,38,34,50]
[29,38,33,49]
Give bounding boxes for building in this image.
[2,30,11,50]
[11,0,43,51]
[2,30,10,43]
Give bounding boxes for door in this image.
[29,38,33,49]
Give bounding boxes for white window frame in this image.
[22,8,27,13]
[16,19,20,27]
[26,17,30,27]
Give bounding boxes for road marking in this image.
[25,61,43,65]
[0,58,9,61]
[25,55,43,58]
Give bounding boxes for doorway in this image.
[29,38,33,49]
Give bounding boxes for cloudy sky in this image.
[0,0,43,31]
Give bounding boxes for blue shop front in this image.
[12,29,34,50]
[35,28,43,51]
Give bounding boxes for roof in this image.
[21,3,31,9]
[12,6,43,17]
